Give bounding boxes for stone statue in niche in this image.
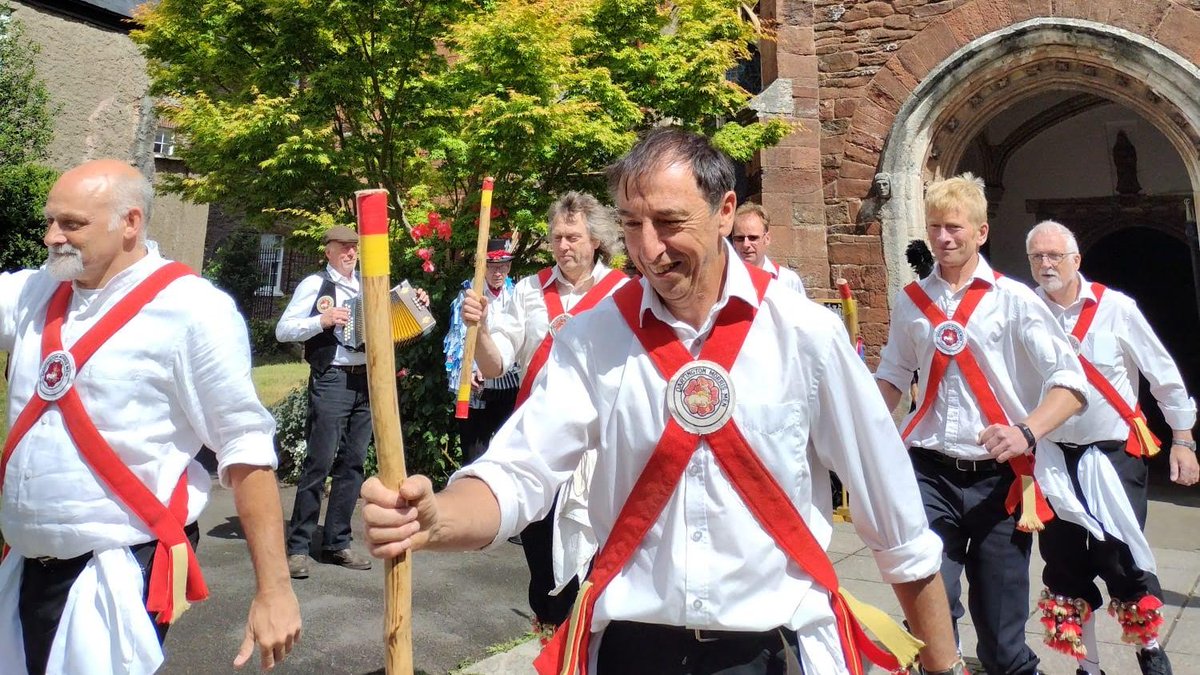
[855,172,892,227]
[1113,129,1142,195]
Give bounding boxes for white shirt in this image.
[456,247,941,671]
[876,257,1088,460]
[761,256,806,296]
[1,246,278,558]
[1039,274,1196,444]
[0,245,277,675]
[275,264,365,366]
[488,261,622,376]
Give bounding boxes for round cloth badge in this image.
[667,360,735,435]
[37,350,77,401]
[548,313,571,337]
[932,320,967,356]
[1068,334,1082,354]
[316,295,335,313]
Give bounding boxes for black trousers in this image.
[521,497,580,627]
[1039,440,1161,610]
[912,451,1040,675]
[18,523,200,675]
[596,621,803,675]
[287,366,373,555]
[457,387,518,465]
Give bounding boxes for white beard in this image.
[1038,273,1064,293]
[47,246,85,281]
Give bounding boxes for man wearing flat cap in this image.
[275,224,376,579]
[444,238,521,465]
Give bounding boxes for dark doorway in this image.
[1081,226,1200,452]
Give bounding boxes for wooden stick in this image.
[454,177,495,419]
[355,189,413,675]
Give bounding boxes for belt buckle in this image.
[954,457,974,472]
[692,628,720,643]
[34,556,58,566]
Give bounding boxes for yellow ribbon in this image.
[838,586,925,669]
[168,542,192,623]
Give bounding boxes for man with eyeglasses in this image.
[731,203,806,296]
[1026,219,1196,675]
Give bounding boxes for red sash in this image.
[1070,283,1160,458]
[535,268,919,675]
[514,267,626,406]
[902,276,1054,532]
[0,263,207,624]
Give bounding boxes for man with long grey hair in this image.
[1027,219,1195,675]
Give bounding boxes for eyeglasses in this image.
[731,235,762,244]
[1026,252,1076,264]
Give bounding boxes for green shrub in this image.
[0,163,57,273]
[271,385,309,483]
[204,229,263,317]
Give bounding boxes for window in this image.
[153,127,177,158]
[257,234,285,297]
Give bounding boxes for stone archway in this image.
[863,18,1200,301]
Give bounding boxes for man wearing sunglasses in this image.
[730,203,806,296]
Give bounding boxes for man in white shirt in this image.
[1026,219,1197,675]
[461,191,628,630]
[276,225,377,579]
[876,174,1087,675]
[360,128,958,675]
[0,159,300,674]
[731,203,806,296]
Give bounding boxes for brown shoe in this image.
[320,548,372,570]
[288,554,310,579]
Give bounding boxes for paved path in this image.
[160,467,1199,675]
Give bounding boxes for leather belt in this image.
[910,445,999,473]
[609,621,795,644]
[333,364,367,375]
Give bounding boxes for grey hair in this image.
[108,169,154,241]
[606,127,735,213]
[1025,220,1079,254]
[547,191,624,263]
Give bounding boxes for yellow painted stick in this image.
[454,177,494,419]
[355,189,413,675]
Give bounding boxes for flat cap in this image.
[322,225,360,244]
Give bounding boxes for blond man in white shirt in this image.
[0,159,300,674]
[731,203,806,296]
[361,128,958,675]
[876,173,1087,675]
[1027,219,1196,675]
[461,191,628,630]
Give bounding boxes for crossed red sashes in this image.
[535,267,921,675]
[0,263,206,623]
[902,276,1053,532]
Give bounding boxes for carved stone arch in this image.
[858,18,1200,302]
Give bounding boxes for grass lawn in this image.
[251,359,309,408]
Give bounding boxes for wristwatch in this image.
[1172,439,1197,452]
[1015,422,1037,450]
[924,660,967,675]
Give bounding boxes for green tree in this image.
[132,0,789,479]
[0,4,58,273]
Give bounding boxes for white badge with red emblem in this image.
[548,313,571,337]
[932,320,967,356]
[667,360,734,435]
[316,295,335,313]
[37,350,77,401]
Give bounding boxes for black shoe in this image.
[287,554,310,579]
[1076,669,1107,675]
[1137,647,1173,675]
[320,548,373,570]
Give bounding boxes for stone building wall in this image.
[9,1,208,271]
[753,0,1200,358]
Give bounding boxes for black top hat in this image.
[485,237,514,263]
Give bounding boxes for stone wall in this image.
[10,1,208,271]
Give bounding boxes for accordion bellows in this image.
[342,280,436,349]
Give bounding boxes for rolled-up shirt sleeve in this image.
[177,287,278,486]
[810,325,942,584]
[487,288,526,375]
[1016,292,1089,408]
[451,334,596,549]
[876,291,920,394]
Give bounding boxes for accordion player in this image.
[341,280,436,349]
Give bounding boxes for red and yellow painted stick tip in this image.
[836,278,852,300]
[455,400,470,419]
[482,177,494,191]
[355,189,390,277]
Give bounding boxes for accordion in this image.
[342,280,436,349]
